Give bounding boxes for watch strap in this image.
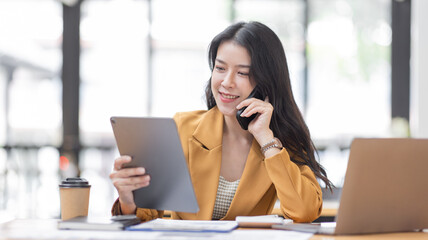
[260,137,283,154]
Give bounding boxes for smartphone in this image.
[236,86,265,130]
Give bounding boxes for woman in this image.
[110,21,332,223]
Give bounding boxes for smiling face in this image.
[211,41,256,117]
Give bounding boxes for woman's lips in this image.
[219,91,239,103]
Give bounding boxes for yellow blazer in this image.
[112,107,322,223]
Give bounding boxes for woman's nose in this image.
[222,72,235,88]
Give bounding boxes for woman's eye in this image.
[215,66,225,71]
[238,72,249,76]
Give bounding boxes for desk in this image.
[1,219,428,240]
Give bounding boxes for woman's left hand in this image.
[236,97,275,144]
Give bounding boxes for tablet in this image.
[110,117,199,213]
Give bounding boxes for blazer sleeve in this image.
[264,148,323,223]
[111,198,164,222]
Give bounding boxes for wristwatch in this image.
[260,137,283,154]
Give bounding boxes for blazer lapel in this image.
[186,107,223,220]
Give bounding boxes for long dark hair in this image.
[205,21,333,190]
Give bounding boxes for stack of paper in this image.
[126,219,238,233]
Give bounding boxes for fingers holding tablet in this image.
[113,155,132,171]
[110,155,151,214]
[111,156,151,189]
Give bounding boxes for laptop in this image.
[110,117,199,213]
[273,138,428,235]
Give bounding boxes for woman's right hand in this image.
[109,155,151,214]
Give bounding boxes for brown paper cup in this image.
[59,178,91,220]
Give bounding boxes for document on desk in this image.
[126,218,238,232]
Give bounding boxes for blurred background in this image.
[0,0,427,221]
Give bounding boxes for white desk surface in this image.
[1,218,428,240]
[0,218,312,240]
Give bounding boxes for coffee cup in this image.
[59,177,91,220]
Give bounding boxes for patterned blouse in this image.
[212,176,240,220]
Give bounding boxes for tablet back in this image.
[335,138,428,235]
[110,117,199,213]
